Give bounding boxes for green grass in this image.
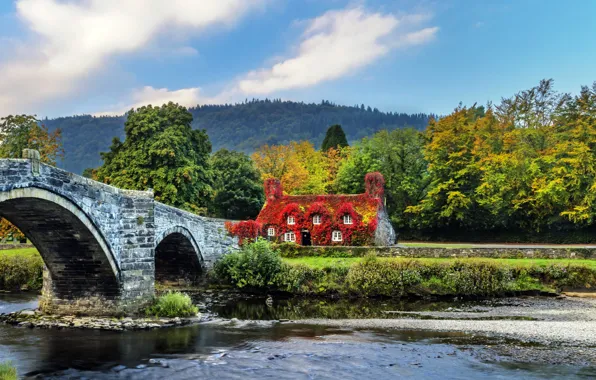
[284,256,596,270]
[0,247,40,258]
[145,291,199,318]
[0,361,17,380]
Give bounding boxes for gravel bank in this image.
[293,318,596,346]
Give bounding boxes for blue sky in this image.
[0,0,594,118]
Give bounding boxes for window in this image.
[343,215,353,225]
[332,230,343,242]
[284,232,296,242]
[267,227,275,237]
[287,216,295,225]
[313,215,321,225]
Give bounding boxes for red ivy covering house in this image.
[226,172,396,246]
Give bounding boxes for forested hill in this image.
[43,99,432,174]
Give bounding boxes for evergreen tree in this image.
[321,124,349,151]
[210,149,264,219]
[96,102,213,213]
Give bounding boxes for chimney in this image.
[264,178,283,201]
[364,172,385,199]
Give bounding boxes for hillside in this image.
[43,99,432,174]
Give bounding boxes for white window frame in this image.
[343,215,353,225]
[332,230,343,242]
[284,232,296,242]
[287,216,296,225]
[267,227,275,237]
[313,215,321,225]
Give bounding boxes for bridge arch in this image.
[0,187,121,309]
[155,226,204,284]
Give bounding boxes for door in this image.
[301,230,312,246]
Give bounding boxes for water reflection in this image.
[0,293,595,379]
[210,296,483,320]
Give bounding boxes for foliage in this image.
[0,219,25,243]
[210,149,263,219]
[0,114,65,242]
[95,102,213,212]
[276,257,596,297]
[224,220,261,246]
[43,99,431,175]
[0,114,64,165]
[0,361,17,380]
[336,128,429,229]
[213,239,283,289]
[0,251,43,290]
[321,124,349,151]
[145,291,198,318]
[253,141,351,195]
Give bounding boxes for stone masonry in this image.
[0,155,237,316]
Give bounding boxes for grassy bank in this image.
[0,248,43,291]
[213,241,596,298]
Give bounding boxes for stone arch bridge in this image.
[0,154,237,315]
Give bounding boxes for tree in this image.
[0,114,64,242]
[336,128,429,228]
[321,124,349,151]
[210,149,264,219]
[96,102,213,213]
[0,115,64,165]
[252,141,348,195]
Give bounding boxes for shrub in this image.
[0,361,17,380]
[145,291,198,318]
[346,256,422,296]
[440,261,512,296]
[0,254,43,290]
[213,239,283,289]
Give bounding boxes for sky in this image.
[0,0,594,118]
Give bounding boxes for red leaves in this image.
[365,172,385,200]
[225,220,261,246]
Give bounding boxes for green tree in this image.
[210,149,264,219]
[0,115,63,165]
[321,124,349,151]
[96,102,213,213]
[336,128,429,228]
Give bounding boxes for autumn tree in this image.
[0,114,64,241]
[0,115,64,165]
[96,102,213,213]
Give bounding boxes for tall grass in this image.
[145,292,199,318]
[0,361,17,380]
[0,251,43,290]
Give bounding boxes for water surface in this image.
[0,293,594,379]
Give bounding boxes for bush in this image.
[0,361,17,380]
[346,256,422,296]
[145,291,198,318]
[0,254,43,290]
[213,239,283,289]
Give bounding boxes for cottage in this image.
[254,172,396,246]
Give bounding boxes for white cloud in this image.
[94,6,439,116]
[235,7,438,95]
[94,86,217,116]
[0,0,263,116]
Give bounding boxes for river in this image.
[0,293,595,379]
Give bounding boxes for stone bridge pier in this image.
[0,153,237,315]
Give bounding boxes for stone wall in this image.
[0,159,155,314]
[0,157,238,315]
[154,202,238,268]
[278,245,596,260]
